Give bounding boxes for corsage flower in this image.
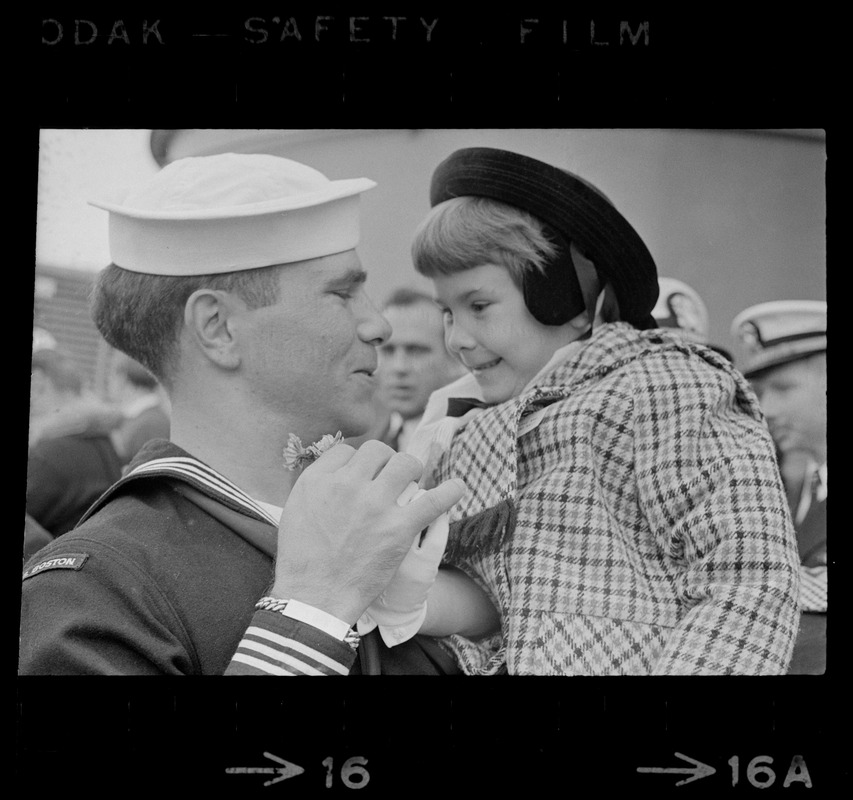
[283,431,344,471]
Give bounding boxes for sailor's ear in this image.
[184,289,244,370]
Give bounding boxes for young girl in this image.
[358,147,800,676]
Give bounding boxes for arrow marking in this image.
[226,752,305,786]
[637,752,716,786]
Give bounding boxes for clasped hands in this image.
[356,480,450,645]
[272,439,464,642]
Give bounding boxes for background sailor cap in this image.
[730,299,827,377]
[652,277,710,343]
[89,153,377,275]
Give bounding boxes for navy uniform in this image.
[731,300,827,675]
[26,426,124,537]
[20,441,457,675]
[20,441,359,674]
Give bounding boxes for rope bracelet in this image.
[254,595,361,650]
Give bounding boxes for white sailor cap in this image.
[89,153,376,275]
[652,277,710,343]
[730,300,827,377]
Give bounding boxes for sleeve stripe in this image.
[242,626,350,674]
[236,639,328,675]
[230,653,296,675]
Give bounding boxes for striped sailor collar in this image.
[77,438,279,528]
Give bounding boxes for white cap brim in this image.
[731,299,827,377]
[89,173,376,275]
[739,337,827,377]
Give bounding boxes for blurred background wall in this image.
[35,128,826,388]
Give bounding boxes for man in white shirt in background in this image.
[376,288,466,452]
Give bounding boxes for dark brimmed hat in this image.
[429,147,659,328]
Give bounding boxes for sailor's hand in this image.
[271,439,465,625]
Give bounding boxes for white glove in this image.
[357,481,449,646]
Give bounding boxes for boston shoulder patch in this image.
[22,553,89,581]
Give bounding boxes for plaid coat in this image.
[432,322,800,675]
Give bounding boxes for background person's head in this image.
[377,288,465,421]
[28,348,119,447]
[107,351,164,403]
[653,276,734,362]
[731,300,827,464]
[411,148,659,403]
[652,277,710,344]
[747,353,826,464]
[89,153,387,443]
[29,349,83,421]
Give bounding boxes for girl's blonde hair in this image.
[411,196,557,288]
